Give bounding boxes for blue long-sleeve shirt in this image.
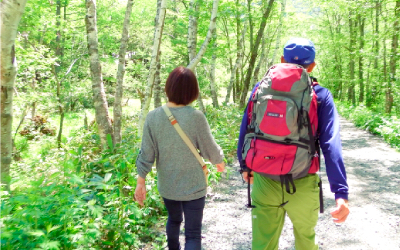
[237,82,349,200]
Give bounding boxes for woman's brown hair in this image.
[165,66,199,105]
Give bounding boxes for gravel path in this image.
[200,116,400,250]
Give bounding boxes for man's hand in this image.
[134,176,146,206]
[216,162,225,172]
[330,198,349,223]
[242,171,254,184]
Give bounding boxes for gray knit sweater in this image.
[136,106,224,201]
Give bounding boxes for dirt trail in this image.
[200,117,400,250]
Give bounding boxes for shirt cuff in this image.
[335,193,348,201]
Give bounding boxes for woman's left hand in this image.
[216,162,225,172]
[135,176,146,206]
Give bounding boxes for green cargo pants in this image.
[251,173,320,250]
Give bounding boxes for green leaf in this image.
[81,189,92,193]
[46,225,61,234]
[104,173,112,183]
[69,150,78,156]
[38,240,60,250]
[50,172,60,179]
[68,174,85,185]
[107,134,114,151]
[30,175,45,187]
[27,230,45,237]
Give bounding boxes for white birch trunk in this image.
[187,0,219,112]
[209,32,219,108]
[153,0,162,109]
[225,24,247,104]
[269,0,286,66]
[85,0,114,148]
[138,0,167,133]
[187,0,205,112]
[187,0,219,70]
[153,51,162,108]
[114,0,134,145]
[0,0,28,191]
[187,0,199,63]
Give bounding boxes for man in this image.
[237,38,350,250]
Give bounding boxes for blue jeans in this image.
[163,196,205,250]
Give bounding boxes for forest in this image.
[1,0,399,249]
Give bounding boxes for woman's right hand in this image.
[135,176,146,206]
[216,162,225,172]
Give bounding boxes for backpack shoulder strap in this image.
[310,76,319,87]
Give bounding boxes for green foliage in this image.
[5,101,239,248]
[3,119,167,249]
[336,102,400,150]
[9,0,400,248]
[14,136,29,155]
[205,103,242,164]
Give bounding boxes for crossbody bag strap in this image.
[162,105,206,168]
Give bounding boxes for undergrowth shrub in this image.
[2,123,166,249]
[336,102,400,150]
[205,103,242,164]
[3,105,238,249]
[205,103,242,182]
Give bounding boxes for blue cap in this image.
[283,38,315,65]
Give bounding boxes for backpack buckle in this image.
[284,139,292,144]
[167,115,177,125]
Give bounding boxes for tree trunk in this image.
[253,34,266,81]
[14,105,29,140]
[186,0,219,113]
[188,1,206,113]
[56,0,62,74]
[57,110,65,148]
[269,0,286,66]
[326,12,343,99]
[225,24,247,104]
[209,32,219,108]
[386,0,399,114]
[187,0,199,65]
[153,51,162,108]
[348,10,356,105]
[383,2,388,107]
[52,66,64,149]
[221,17,234,83]
[331,13,344,100]
[247,0,253,49]
[31,75,37,118]
[0,0,28,191]
[367,0,381,108]
[113,0,134,145]
[55,0,64,149]
[187,0,219,70]
[221,17,233,104]
[239,0,275,108]
[138,0,167,132]
[154,0,163,109]
[85,0,114,148]
[358,14,365,103]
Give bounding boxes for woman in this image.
[135,66,225,250]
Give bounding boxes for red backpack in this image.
[242,63,321,197]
